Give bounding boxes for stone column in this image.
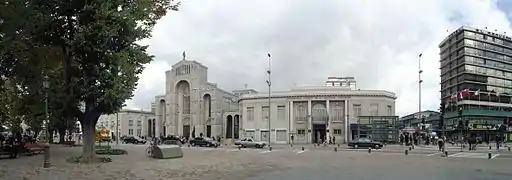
[307,100,312,143]
[155,102,162,137]
[177,93,183,136]
[289,101,294,143]
[326,100,330,143]
[344,99,349,143]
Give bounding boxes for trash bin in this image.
[152,145,183,159]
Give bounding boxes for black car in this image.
[162,135,185,144]
[122,136,146,144]
[348,138,383,149]
[189,137,219,147]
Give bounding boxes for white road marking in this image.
[491,154,500,159]
[447,152,463,157]
[427,152,442,156]
[260,150,272,154]
[296,149,309,154]
[228,149,242,152]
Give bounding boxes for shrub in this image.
[66,156,112,164]
[95,148,127,155]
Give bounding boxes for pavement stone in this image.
[0,143,511,180]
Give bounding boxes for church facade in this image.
[152,55,239,139]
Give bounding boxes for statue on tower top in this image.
[182,51,186,60]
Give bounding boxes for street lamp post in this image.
[43,75,51,168]
[418,53,423,145]
[266,53,272,150]
[116,112,119,145]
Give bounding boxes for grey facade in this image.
[153,56,239,138]
[238,86,396,144]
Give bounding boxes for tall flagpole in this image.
[266,53,272,150]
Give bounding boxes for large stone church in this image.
[151,53,240,139]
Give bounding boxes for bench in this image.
[25,144,45,155]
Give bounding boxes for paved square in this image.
[1,144,511,180]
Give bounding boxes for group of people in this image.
[0,132,38,158]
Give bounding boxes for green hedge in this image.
[95,148,127,155]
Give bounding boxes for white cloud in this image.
[126,0,512,116]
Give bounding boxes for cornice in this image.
[238,92,396,103]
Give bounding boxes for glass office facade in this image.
[351,116,399,143]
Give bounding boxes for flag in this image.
[460,89,470,100]
[473,89,480,96]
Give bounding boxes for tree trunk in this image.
[49,130,54,144]
[58,128,66,143]
[81,121,96,161]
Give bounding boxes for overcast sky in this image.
[127,0,512,116]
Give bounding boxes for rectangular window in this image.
[136,129,142,136]
[370,104,379,116]
[297,129,306,135]
[183,95,191,114]
[247,107,254,121]
[353,104,362,117]
[333,129,342,135]
[262,106,269,121]
[276,130,287,141]
[277,106,286,121]
[128,120,134,126]
[128,129,133,135]
[387,105,393,116]
[245,130,255,139]
[260,130,269,141]
[137,120,142,126]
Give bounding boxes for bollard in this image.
[444,151,448,157]
[334,147,338,152]
[43,145,51,168]
[409,147,412,151]
[489,146,492,150]
[337,144,340,147]
[188,144,190,147]
[411,145,414,149]
[302,146,305,151]
[238,146,241,150]
[269,146,272,151]
[405,149,409,155]
[368,147,371,153]
[508,147,511,152]
[290,144,293,147]
[488,152,492,159]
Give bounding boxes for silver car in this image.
[234,137,266,148]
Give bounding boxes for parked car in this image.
[189,137,219,147]
[162,135,185,144]
[234,137,266,148]
[123,136,146,144]
[348,138,383,149]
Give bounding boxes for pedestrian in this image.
[437,137,444,151]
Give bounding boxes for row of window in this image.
[127,129,142,136]
[296,129,343,135]
[442,55,512,77]
[245,106,287,121]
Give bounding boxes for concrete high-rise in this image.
[440,26,512,140]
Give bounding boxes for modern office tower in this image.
[440,26,512,140]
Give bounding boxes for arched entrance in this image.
[203,94,212,137]
[312,102,327,144]
[175,80,191,137]
[226,115,233,138]
[234,115,240,139]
